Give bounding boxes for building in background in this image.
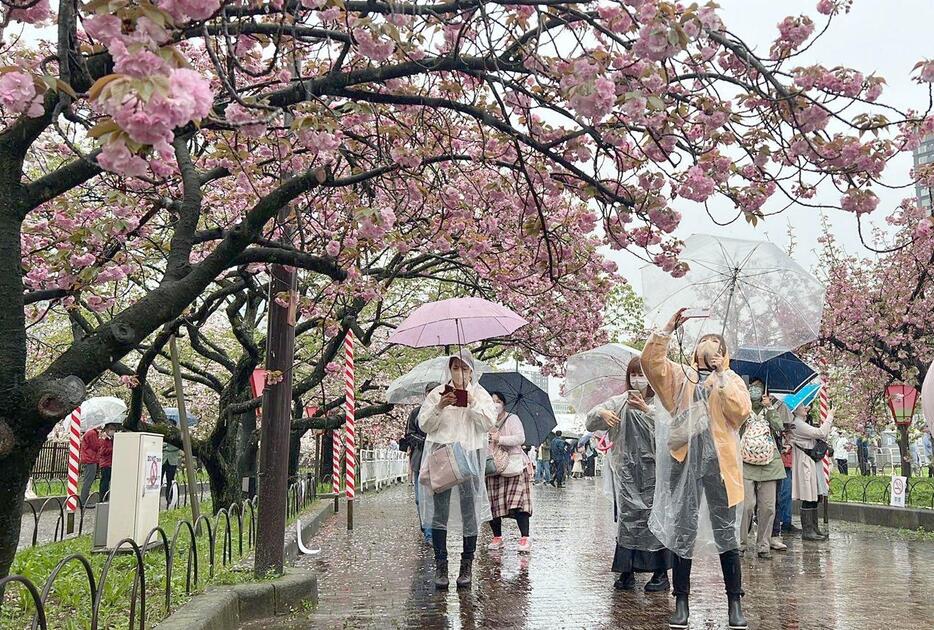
[913,135,934,210]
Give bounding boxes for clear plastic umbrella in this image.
[80,397,128,431]
[642,234,825,362]
[386,355,491,404]
[564,343,640,413]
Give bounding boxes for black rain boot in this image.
[669,594,689,629]
[645,570,670,592]
[456,558,473,589]
[801,508,826,541]
[813,506,830,538]
[613,571,636,591]
[433,559,449,590]
[728,595,748,629]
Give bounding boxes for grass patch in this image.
[829,473,934,509]
[1,499,267,629]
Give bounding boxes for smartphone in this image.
[681,308,710,320]
[443,384,468,407]
[627,390,642,398]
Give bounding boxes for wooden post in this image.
[169,334,202,527]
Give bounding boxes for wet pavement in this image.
[249,478,934,629]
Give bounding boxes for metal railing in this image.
[829,475,934,509]
[358,449,408,491]
[2,477,317,629]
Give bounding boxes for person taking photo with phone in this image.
[642,308,752,630]
[417,350,497,590]
[790,403,834,541]
[586,356,673,593]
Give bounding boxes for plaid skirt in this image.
[485,468,533,518]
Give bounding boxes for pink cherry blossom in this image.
[0,71,43,118]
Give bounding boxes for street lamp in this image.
[885,384,919,478]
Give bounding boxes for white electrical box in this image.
[106,432,163,550]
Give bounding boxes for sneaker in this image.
[517,537,531,553]
[487,536,504,550]
[757,551,772,560]
[769,536,787,551]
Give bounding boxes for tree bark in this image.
[898,424,913,479]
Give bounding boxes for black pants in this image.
[673,549,743,597]
[667,457,738,553]
[552,459,566,484]
[836,459,848,475]
[490,512,530,537]
[163,463,178,502]
[431,528,477,561]
[99,467,112,501]
[802,499,819,509]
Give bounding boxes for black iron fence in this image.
[3,475,319,629]
[31,442,70,480]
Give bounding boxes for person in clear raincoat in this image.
[417,350,497,590]
[642,309,752,630]
[585,356,673,593]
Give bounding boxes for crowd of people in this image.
[399,308,843,630]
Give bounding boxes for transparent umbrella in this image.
[80,397,128,431]
[642,234,825,362]
[386,355,491,404]
[564,343,640,413]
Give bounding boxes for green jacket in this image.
[740,405,786,482]
[163,443,182,467]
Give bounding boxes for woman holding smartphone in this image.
[642,308,752,630]
[585,356,673,593]
[417,350,497,590]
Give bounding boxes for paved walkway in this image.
[253,479,934,629]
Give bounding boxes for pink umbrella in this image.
[387,297,529,347]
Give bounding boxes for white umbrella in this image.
[564,343,641,413]
[922,358,934,435]
[386,356,492,404]
[642,234,826,362]
[80,396,128,431]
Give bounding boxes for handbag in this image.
[796,439,830,463]
[487,415,526,477]
[426,443,478,494]
[741,414,775,465]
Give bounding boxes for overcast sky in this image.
[610,0,934,294]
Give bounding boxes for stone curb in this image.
[793,499,934,530]
[155,499,334,629]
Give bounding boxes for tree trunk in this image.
[288,428,308,477]
[321,429,334,479]
[201,451,242,511]
[898,424,913,479]
[0,436,42,583]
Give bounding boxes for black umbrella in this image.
[479,372,557,447]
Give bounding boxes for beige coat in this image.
[790,416,833,503]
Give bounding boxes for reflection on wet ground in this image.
[247,479,934,629]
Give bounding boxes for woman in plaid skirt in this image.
[485,391,534,553]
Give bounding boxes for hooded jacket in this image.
[641,331,751,507]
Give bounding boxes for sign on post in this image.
[890,475,907,508]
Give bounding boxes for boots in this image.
[669,594,689,629]
[645,570,670,592]
[813,507,830,538]
[801,507,828,541]
[728,595,748,629]
[433,559,449,590]
[613,572,635,591]
[456,558,473,589]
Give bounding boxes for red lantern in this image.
[886,384,919,427]
[250,369,267,417]
[304,405,318,418]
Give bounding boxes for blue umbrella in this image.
[730,349,817,395]
[163,407,200,427]
[779,382,821,412]
[479,372,556,447]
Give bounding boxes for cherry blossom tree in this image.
[0,0,929,580]
[819,204,934,477]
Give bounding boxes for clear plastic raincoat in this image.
[417,350,497,536]
[642,331,751,559]
[586,393,672,573]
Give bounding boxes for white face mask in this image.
[631,376,649,393]
[494,402,504,415]
[749,385,763,401]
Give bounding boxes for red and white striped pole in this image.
[344,330,356,530]
[66,406,81,533]
[819,370,832,525]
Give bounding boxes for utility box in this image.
[105,432,163,550]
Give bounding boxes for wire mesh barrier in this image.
[830,475,934,509]
[2,478,318,629]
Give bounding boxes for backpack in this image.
[741,414,775,465]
